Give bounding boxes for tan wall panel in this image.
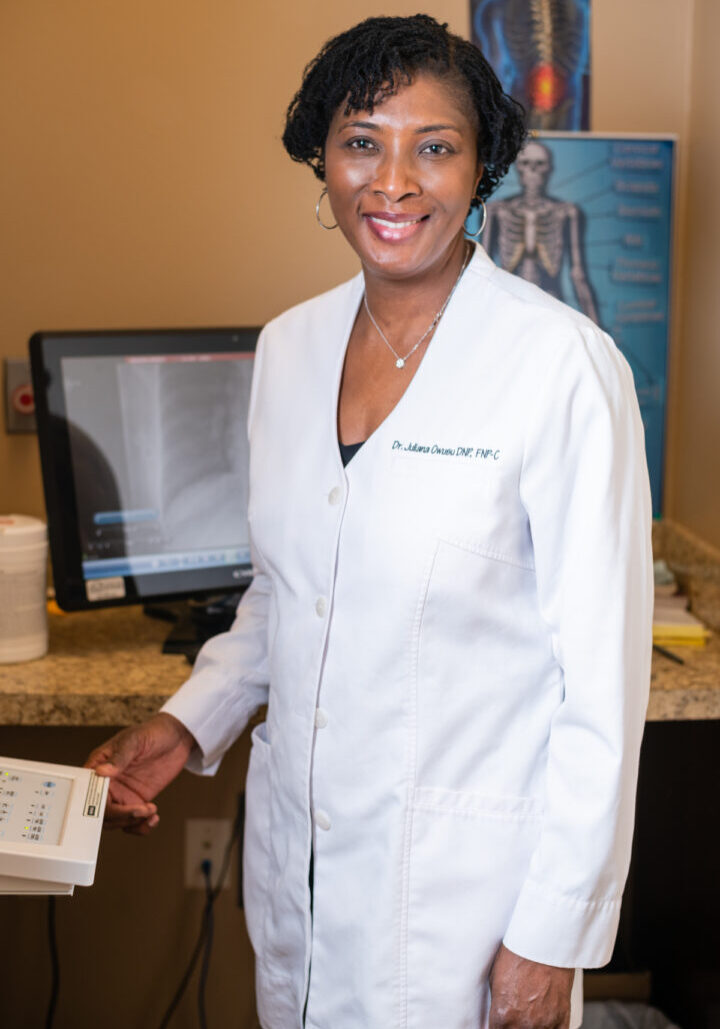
[672,0,720,546]
[591,0,694,135]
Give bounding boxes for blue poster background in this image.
[470,133,675,516]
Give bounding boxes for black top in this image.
[338,439,365,466]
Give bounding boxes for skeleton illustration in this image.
[473,0,589,130]
[485,140,599,323]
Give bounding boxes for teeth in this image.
[369,217,421,229]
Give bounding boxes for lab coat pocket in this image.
[415,538,557,794]
[390,451,525,554]
[243,721,272,955]
[405,787,542,1029]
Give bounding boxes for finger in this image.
[123,813,160,837]
[104,801,157,829]
[86,729,141,776]
[106,812,156,832]
[85,748,118,774]
[106,802,157,823]
[86,732,128,771]
[90,754,130,777]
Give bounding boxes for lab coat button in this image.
[314,707,328,729]
[314,809,331,831]
[315,597,327,617]
[328,486,342,506]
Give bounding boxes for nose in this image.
[371,148,421,202]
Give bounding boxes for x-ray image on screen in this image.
[61,352,253,566]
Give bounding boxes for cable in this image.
[198,860,214,1029]
[156,901,211,1029]
[45,896,59,1029]
[155,804,243,1029]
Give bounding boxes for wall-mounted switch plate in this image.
[184,818,233,890]
[4,359,36,434]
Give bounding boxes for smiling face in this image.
[323,73,483,283]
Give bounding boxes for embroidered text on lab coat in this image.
[392,439,501,460]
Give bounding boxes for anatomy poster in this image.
[475,133,675,516]
[471,0,591,131]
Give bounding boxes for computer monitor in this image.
[30,328,260,655]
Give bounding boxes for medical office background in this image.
[0,1,719,1027]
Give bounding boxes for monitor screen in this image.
[30,328,260,611]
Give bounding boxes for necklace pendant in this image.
[364,246,471,376]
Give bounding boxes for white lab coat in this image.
[161,245,653,1029]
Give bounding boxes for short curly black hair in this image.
[282,14,526,206]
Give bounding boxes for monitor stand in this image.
[143,591,247,664]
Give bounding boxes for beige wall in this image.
[671,0,720,544]
[1,3,719,1026]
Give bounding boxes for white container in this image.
[0,515,49,663]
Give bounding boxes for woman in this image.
[87,15,653,1029]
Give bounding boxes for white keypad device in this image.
[0,756,109,895]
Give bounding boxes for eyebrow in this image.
[414,123,461,133]
[338,120,462,134]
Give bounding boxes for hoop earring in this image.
[315,188,338,230]
[464,197,487,238]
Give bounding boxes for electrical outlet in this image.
[184,818,233,890]
[4,358,36,433]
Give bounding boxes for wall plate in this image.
[4,358,36,433]
[184,818,233,890]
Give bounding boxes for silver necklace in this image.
[363,243,473,369]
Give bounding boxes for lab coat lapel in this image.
[341,244,496,471]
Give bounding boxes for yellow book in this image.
[653,595,710,647]
[653,630,710,648]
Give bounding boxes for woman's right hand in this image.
[84,713,197,835]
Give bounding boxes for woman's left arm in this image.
[503,325,654,970]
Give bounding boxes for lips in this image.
[363,211,429,243]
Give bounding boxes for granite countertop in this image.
[0,518,718,727]
[648,634,720,720]
[647,519,720,720]
[0,606,190,726]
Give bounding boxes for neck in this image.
[362,234,471,331]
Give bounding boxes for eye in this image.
[422,142,453,156]
[347,137,378,152]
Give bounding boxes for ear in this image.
[474,162,484,197]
